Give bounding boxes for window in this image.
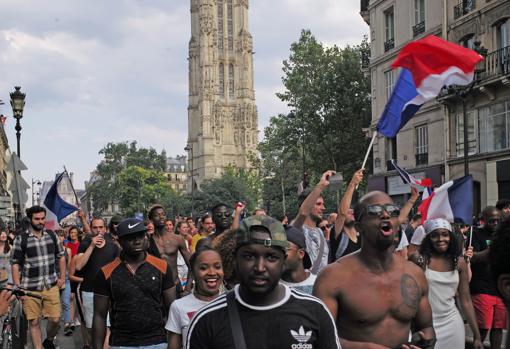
[217,1,224,50]
[459,34,475,49]
[219,63,224,98]
[227,0,233,51]
[496,19,509,49]
[386,137,397,169]
[385,70,395,100]
[414,0,425,25]
[415,125,428,165]
[384,7,395,51]
[479,102,509,153]
[228,64,234,99]
[455,111,477,157]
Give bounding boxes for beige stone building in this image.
[187,0,258,190]
[165,156,188,193]
[361,0,510,212]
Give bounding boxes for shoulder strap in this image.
[226,290,247,349]
[20,232,28,255]
[335,231,350,260]
[310,228,325,274]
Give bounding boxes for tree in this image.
[259,30,371,218]
[87,141,168,215]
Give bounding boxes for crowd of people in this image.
[0,169,509,349]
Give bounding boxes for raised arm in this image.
[335,169,363,236]
[398,186,419,225]
[231,202,245,231]
[293,170,334,229]
[77,209,91,234]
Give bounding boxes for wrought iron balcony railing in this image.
[482,45,510,80]
[384,38,395,52]
[415,153,428,166]
[412,21,425,37]
[454,0,476,20]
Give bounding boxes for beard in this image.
[31,222,44,231]
[344,220,356,229]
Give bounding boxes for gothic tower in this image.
[187,0,258,189]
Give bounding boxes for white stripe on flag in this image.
[427,181,454,222]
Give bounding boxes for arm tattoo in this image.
[400,274,420,310]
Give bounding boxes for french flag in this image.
[43,172,78,223]
[418,175,473,225]
[377,35,483,138]
[390,159,432,188]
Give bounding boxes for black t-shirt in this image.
[77,235,120,292]
[186,285,340,349]
[94,254,174,347]
[329,228,361,263]
[469,227,497,296]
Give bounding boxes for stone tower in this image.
[187,0,258,189]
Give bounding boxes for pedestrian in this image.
[186,215,340,349]
[165,218,175,233]
[313,191,436,348]
[166,246,224,349]
[412,218,483,349]
[65,226,81,258]
[74,217,120,344]
[108,214,124,241]
[495,198,510,218]
[293,171,332,274]
[92,218,175,349]
[11,206,66,349]
[470,206,507,349]
[57,230,75,336]
[175,221,192,287]
[488,216,510,349]
[280,225,315,294]
[0,230,12,288]
[147,204,192,296]
[191,214,214,252]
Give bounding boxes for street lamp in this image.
[9,86,26,158]
[184,144,194,217]
[31,179,41,206]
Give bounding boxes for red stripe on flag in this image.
[418,192,435,223]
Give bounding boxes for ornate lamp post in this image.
[9,86,26,158]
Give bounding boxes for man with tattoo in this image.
[314,191,435,349]
[147,204,192,295]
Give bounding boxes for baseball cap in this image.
[236,215,288,251]
[117,218,147,238]
[285,225,312,269]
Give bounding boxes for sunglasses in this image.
[364,204,400,218]
[320,224,331,231]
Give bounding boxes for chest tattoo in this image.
[400,274,420,310]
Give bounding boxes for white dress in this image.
[425,268,465,349]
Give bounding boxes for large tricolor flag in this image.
[418,175,473,225]
[390,159,432,188]
[43,172,78,223]
[377,35,483,137]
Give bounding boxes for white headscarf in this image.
[424,218,452,235]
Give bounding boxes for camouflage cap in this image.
[236,215,289,251]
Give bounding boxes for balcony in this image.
[384,38,395,52]
[412,21,425,37]
[454,0,476,20]
[360,0,370,24]
[482,45,510,80]
[415,153,429,166]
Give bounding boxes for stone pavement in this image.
[26,320,84,349]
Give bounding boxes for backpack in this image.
[20,230,59,258]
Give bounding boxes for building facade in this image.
[166,156,188,193]
[361,0,510,210]
[187,0,259,190]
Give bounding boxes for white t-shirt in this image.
[166,293,212,346]
[396,231,409,251]
[410,225,426,246]
[280,272,317,295]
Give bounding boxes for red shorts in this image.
[471,294,508,330]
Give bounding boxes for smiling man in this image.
[313,191,435,349]
[92,218,176,349]
[186,215,340,349]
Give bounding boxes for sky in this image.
[0,0,368,193]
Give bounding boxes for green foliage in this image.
[259,30,371,218]
[87,141,169,216]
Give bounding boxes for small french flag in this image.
[418,175,473,224]
[390,159,432,188]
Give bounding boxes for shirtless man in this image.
[147,205,192,294]
[314,191,435,349]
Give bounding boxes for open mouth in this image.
[379,221,393,237]
[205,277,219,289]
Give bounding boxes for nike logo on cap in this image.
[128,222,141,229]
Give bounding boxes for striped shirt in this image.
[11,230,64,291]
[186,284,341,349]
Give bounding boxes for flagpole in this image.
[468,225,473,247]
[356,131,377,189]
[63,166,80,207]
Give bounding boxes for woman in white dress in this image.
[414,218,483,349]
[166,245,224,349]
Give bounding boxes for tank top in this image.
[425,268,459,320]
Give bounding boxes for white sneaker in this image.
[73,318,81,326]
